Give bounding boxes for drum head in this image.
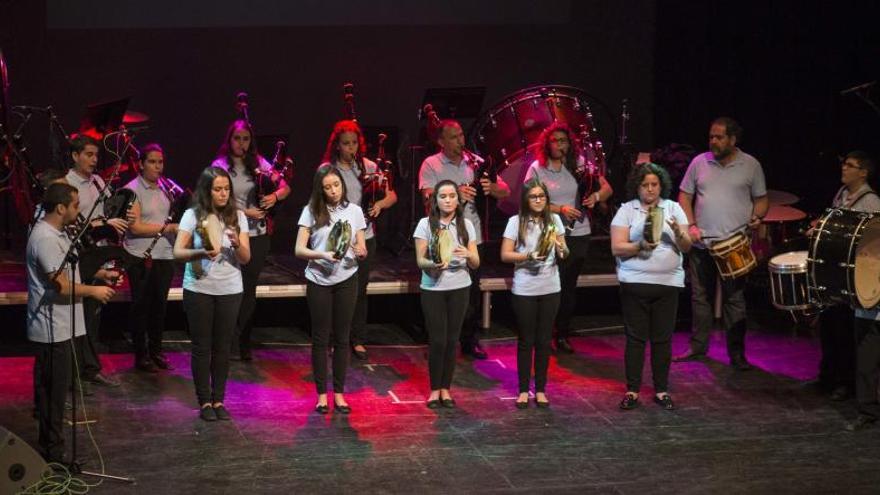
[202,213,223,252]
[768,250,808,273]
[645,206,664,244]
[437,229,454,264]
[855,217,880,309]
[471,85,613,215]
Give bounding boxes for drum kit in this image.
[766,206,880,315]
[695,187,880,317]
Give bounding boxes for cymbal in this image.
[767,189,799,206]
[122,110,149,125]
[764,205,807,223]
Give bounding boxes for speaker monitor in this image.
[0,427,50,494]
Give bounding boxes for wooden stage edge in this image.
[0,273,619,305]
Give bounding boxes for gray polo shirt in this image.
[679,150,766,245]
[524,157,591,237]
[418,152,483,244]
[319,159,379,239]
[123,176,174,259]
[413,216,476,291]
[211,156,273,237]
[26,220,86,343]
[832,183,880,212]
[66,169,107,221]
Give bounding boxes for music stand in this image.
[79,97,130,136]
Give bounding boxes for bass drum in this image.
[808,208,880,309]
[470,85,612,215]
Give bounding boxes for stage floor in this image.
[3,323,880,493]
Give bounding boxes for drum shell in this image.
[768,251,811,311]
[708,232,757,280]
[808,208,878,309]
[471,85,606,215]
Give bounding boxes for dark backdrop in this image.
[1,0,655,251]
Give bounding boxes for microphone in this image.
[840,81,876,95]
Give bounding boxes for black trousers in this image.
[421,287,470,390]
[461,244,485,347]
[76,245,125,379]
[126,255,174,359]
[619,282,679,393]
[351,236,377,346]
[687,247,748,360]
[512,292,561,393]
[818,305,856,389]
[307,274,359,394]
[236,233,270,352]
[33,340,72,461]
[556,235,590,338]
[855,317,880,419]
[183,290,242,405]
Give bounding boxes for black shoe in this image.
[830,386,850,402]
[441,398,456,409]
[151,353,174,370]
[315,403,329,414]
[515,400,529,410]
[730,357,753,371]
[462,342,488,360]
[87,373,121,387]
[135,357,158,373]
[845,414,877,432]
[334,401,351,414]
[653,394,675,410]
[535,398,550,409]
[672,351,705,362]
[426,399,441,409]
[555,338,574,354]
[212,404,231,421]
[352,345,368,361]
[619,394,639,410]
[199,405,217,421]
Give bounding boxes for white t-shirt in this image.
[412,216,476,291]
[319,159,380,239]
[178,208,248,295]
[502,214,564,296]
[611,198,689,288]
[298,202,367,286]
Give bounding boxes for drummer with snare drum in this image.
[672,117,768,371]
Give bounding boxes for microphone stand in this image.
[48,202,134,483]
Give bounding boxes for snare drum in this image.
[768,251,811,311]
[708,231,757,280]
[809,208,880,309]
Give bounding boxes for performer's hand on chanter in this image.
[458,183,477,203]
[560,204,583,222]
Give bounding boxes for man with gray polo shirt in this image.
[27,183,116,462]
[672,117,768,370]
[419,119,510,359]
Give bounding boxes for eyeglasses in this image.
[528,194,547,201]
